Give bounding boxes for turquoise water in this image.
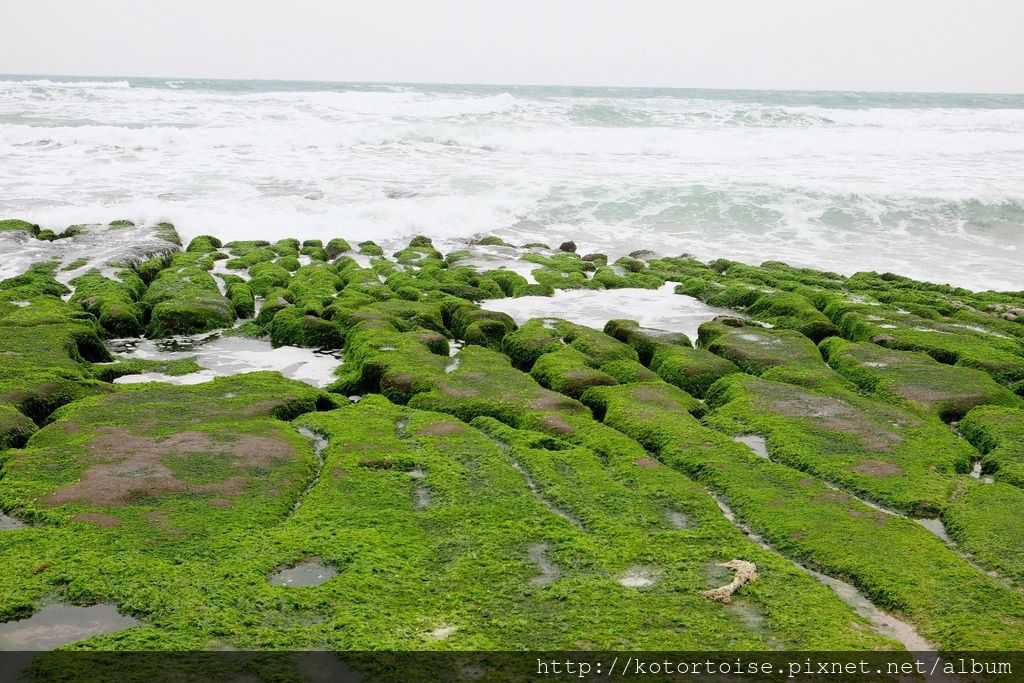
[1,75,1022,289]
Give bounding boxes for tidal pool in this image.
[108,332,342,388]
[0,604,141,650]
[268,558,338,587]
[483,282,737,343]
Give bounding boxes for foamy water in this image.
[1,76,1022,290]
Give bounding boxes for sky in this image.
[3,0,1023,92]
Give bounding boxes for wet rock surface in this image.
[1,222,1023,652]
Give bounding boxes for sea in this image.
[1,75,1022,291]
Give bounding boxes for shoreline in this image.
[1,217,1023,653]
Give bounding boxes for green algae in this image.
[142,254,234,337]
[821,338,1022,421]
[2,223,1024,652]
[584,382,1024,649]
[0,219,39,235]
[959,406,1024,488]
[69,271,147,338]
[704,374,971,516]
[944,482,1024,585]
[0,404,36,451]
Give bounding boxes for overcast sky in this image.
[3,0,1022,92]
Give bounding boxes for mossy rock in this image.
[69,271,146,338]
[185,235,223,253]
[0,404,37,450]
[598,359,660,384]
[476,236,513,247]
[269,308,344,349]
[698,319,840,390]
[704,373,973,516]
[530,347,618,399]
[226,282,256,319]
[604,319,692,364]
[501,319,562,370]
[0,219,40,235]
[590,380,1024,650]
[944,482,1024,584]
[649,345,742,399]
[357,241,385,256]
[0,297,112,424]
[324,238,352,259]
[960,406,1024,489]
[821,338,1022,421]
[824,295,1024,384]
[142,255,234,337]
[92,356,203,383]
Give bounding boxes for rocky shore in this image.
[1,218,1023,658]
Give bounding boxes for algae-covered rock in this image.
[1,373,329,534]
[357,240,384,256]
[704,373,972,516]
[324,238,352,259]
[530,347,618,399]
[269,308,344,349]
[944,482,1024,584]
[0,404,36,450]
[821,337,1022,421]
[589,380,1024,650]
[142,254,234,337]
[824,295,1024,384]
[226,281,255,319]
[476,235,514,247]
[0,219,40,235]
[185,235,223,253]
[69,271,147,337]
[959,406,1024,489]
[598,359,660,384]
[649,345,742,399]
[604,319,692,364]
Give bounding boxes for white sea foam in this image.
[1,79,1022,290]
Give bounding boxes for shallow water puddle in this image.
[665,511,692,529]
[483,282,738,342]
[0,513,27,530]
[618,567,656,588]
[0,604,141,650]
[268,558,338,587]
[806,570,933,651]
[916,518,953,544]
[527,542,560,586]
[413,486,432,510]
[429,624,458,640]
[732,435,769,458]
[710,491,934,650]
[970,461,995,484]
[108,333,342,388]
[407,468,432,510]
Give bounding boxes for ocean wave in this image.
[0,78,132,89]
[2,80,1023,290]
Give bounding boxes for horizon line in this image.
[3,71,1023,98]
